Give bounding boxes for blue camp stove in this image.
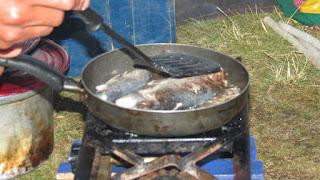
[57,105,264,180]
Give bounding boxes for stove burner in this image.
[74,104,251,180]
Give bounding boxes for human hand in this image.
[0,0,90,76]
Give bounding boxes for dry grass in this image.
[217,7,244,40]
[17,9,320,180]
[264,51,308,83]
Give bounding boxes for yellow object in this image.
[300,0,320,14]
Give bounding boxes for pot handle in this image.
[0,54,82,93]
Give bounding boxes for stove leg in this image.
[74,140,96,180]
[90,147,112,180]
[96,155,112,180]
[233,104,251,180]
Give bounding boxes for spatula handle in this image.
[75,8,102,32]
[75,8,153,67]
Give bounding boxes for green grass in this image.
[17,10,320,179]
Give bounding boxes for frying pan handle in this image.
[0,54,82,93]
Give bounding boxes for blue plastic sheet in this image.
[49,0,176,76]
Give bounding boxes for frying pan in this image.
[0,44,249,137]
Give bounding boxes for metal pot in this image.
[0,44,249,137]
[0,40,69,179]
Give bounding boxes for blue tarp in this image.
[49,0,176,76]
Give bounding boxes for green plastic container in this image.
[277,0,320,26]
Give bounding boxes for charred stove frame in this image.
[74,103,251,180]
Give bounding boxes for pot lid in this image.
[0,39,69,97]
[21,38,41,54]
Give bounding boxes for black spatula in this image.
[75,8,221,78]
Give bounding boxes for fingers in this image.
[0,43,24,58]
[0,48,23,58]
[21,7,65,27]
[0,7,65,27]
[0,49,22,58]
[0,0,90,59]
[0,43,24,77]
[30,0,90,10]
[0,0,90,27]
[0,66,4,76]
[0,25,53,49]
